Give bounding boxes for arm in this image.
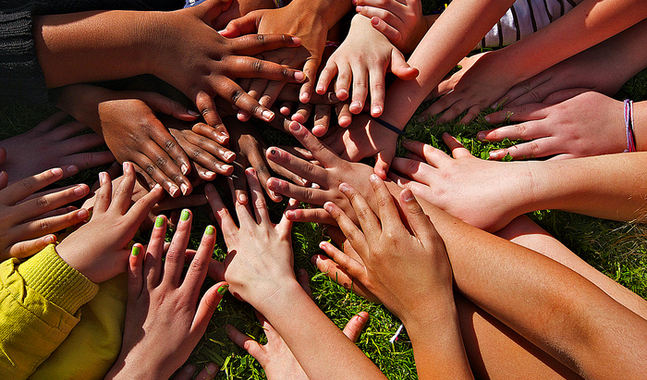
[204,169,387,380]
[265,123,647,378]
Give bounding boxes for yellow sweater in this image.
[0,245,127,380]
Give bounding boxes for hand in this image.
[227,269,370,380]
[221,3,328,104]
[322,114,399,179]
[316,14,418,125]
[105,211,227,380]
[354,0,428,54]
[171,363,219,380]
[95,91,203,197]
[55,162,164,283]
[153,0,305,127]
[205,168,298,309]
[0,165,90,260]
[420,51,518,125]
[388,134,535,232]
[0,112,114,183]
[82,162,208,231]
[481,91,628,160]
[265,121,377,221]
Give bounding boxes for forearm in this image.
[56,84,112,135]
[488,0,647,87]
[380,181,647,377]
[379,0,514,128]
[256,279,387,380]
[34,10,158,88]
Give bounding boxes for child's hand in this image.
[154,0,305,128]
[0,165,89,260]
[354,0,428,53]
[319,175,454,324]
[388,134,534,232]
[55,162,163,283]
[105,212,227,380]
[227,269,370,380]
[0,112,114,183]
[220,3,328,106]
[205,168,298,309]
[322,114,399,179]
[481,91,627,160]
[420,51,517,125]
[316,14,417,128]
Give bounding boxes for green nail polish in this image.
[205,225,215,235]
[217,284,229,295]
[155,216,164,228]
[180,209,190,221]
[131,246,141,256]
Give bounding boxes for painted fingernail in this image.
[262,110,275,121]
[181,164,189,175]
[219,164,232,173]
[131,245,141,256]
[217,284,229,295]
[180,183,189,195]
[188,110,200,117]
[205,225,215,235]
[73,185,86,197]
[155,215,165,228]
[477,132,486,140]
[180,209,190,221]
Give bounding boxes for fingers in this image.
[311,253,378,303]
[300,57,321,104]
[341,312,369,342]
[373,149,393,180]
[4,234,57,260]
[226,323,266,360]
[2,167,65,205]
[389,49,418,81]
[110,162,136,215]
[32,111,70,133]
[287,121,339,166]
[93,171,113,214]
[338,182,381,243]
[143,215,168,288]
[323,200,369,260]
[312,104,332,137]
[193,281,227,335]
[13,207,89,247]
[65,151,116,173]
[441,133,473,159]
[317,241,366,281]
[265,147,326,186]
[230,34,303,58]
[205,183,238,235]
[162,209,193,286]
[367,65,385,117]
[284,207,336,225]
[398,188,438,243]
[487,138,560,160]
[18,182,89,222]
[400,139,448,166]
[316,60,339,97]
[194,363,220,380]
[367,175,401,233]
[349,63,368,115]
[140,91,200,122]
[245,168,270,224]
[482,103,547,125]
[127,243,145,302]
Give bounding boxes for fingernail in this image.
[77,208,89,221]
[351,101,361,110]
[131,245,141,256]
[206,363,218,377]
[289,121,301,133]
[188,110,200,117]
[205,171,216,178]
[372,106,382,115]
[324,202,333,213]
[267,178,280,189]
[44,235,56,244]
[205,225,215,235]
[318,241,327,250]
[262,110,275,121]
[316,85,325,93]
[66,165,78,174]
[355,313,366,323]
[489,150,501,158]
[291,36,301,45]
[182,364,196,374]
[300,92,310,103]
[169,185,180,198]
[155,215,165,228]
[477,132,486,140]
[217,284,229,295]
[484,115,491,123]
[339,183,349,193]
[181,164,189,175]
[180,209,190,221]
[490,103,498,110]
[73,185,86,197]
[294,71,305,82]
[238,193,247,203]
[225,151,236,161]
[369,174,379,183]
[50,168,63,176]
[285,209,296,219]
[402,189,414,202]
[180,183,189,195]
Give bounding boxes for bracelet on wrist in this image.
[373,117,404,136]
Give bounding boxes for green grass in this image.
[2,2,647,377]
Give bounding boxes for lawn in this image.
[2,1,647,378]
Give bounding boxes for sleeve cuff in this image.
[17,245,98,315]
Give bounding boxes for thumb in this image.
[220,11,260,37]
[373,150,393,180]
[138,92,199,121]
[390,49,418,81]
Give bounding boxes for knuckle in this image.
[156,156,167,168]
[35,196,50,209]
[529,89,543,103]
[230,89,244,104]
[145,164,156,175]
[164,139,176,152]
[252,59,263,73]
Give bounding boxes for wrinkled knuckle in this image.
[528,141,540,157]
[230,89,244,104]
[256,34,266,45]
[529,89,543,103]
[145,164,156,175]
[156,156,167,168]
[164,139,176,151]
[252,59,264,73]
[36,219,52,232]
[35,197,50,209]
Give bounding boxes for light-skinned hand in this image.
[316,14,418,127]
[319,175,454,324]
[0,163,90,260]
[481,90,627,160]
[105,211,227,380]
[55,162,163,283]
[388,134,535,232]
[354,0,428,54]
[205,168,298,310]
[0,112,114,183]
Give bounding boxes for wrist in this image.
[249,277,305,317]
